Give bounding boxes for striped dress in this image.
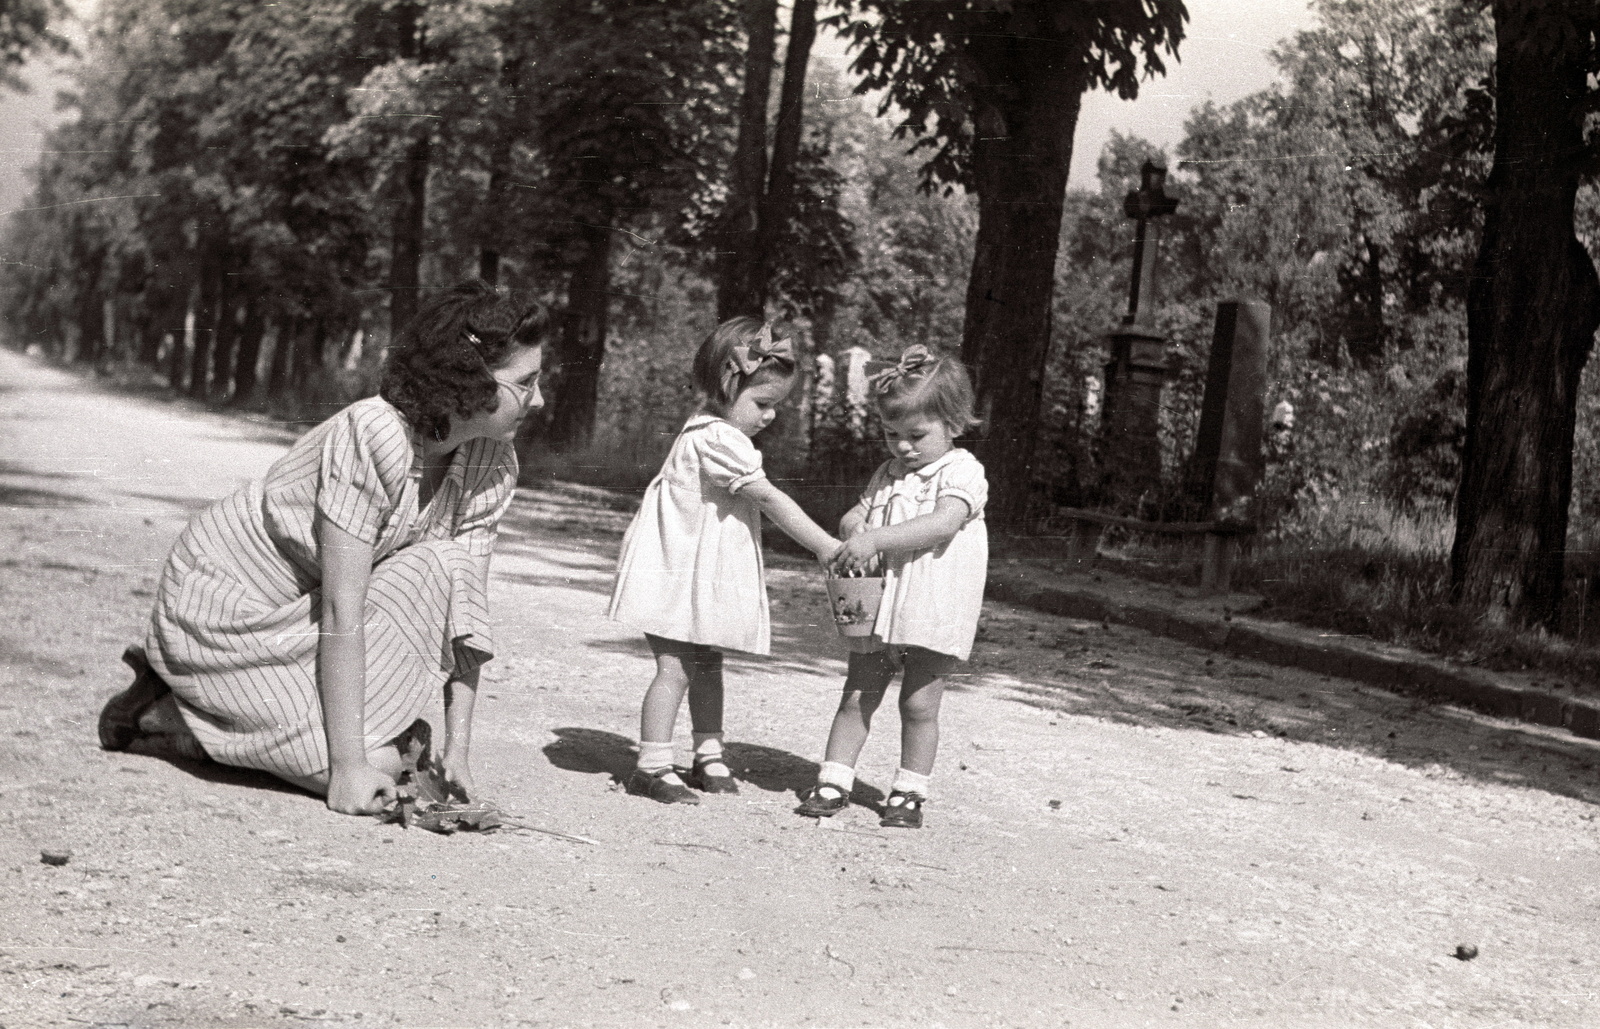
[142,396,517,780]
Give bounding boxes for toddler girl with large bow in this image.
[607,317,841,803]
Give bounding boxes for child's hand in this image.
[817,538,844,569]
[830,533,879,576]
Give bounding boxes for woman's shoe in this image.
[879,790,924,829]
[795,783,850,818]
[98,646,171,751]
[625,767,701,805]
[127,731,208,762]
[687,755,739,794]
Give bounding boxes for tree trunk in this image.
[266,314,299,405]
[1450,0,1600,629]
[547,220,614,450]
[138,282,183,367]
[748,0,817,315]
[229,294,266,408]
[389,134,431,341]
[187,257,222,400]
[959,15,1090,531]
[293,318,329,400]
[479,54,523,287]
[478,145,508,286]
[166,282,195,393]
[715,0,778,321]
[207,264,239,402]
[75,282,103,367]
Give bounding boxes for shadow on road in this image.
[9,349,1593,814]
[541,726,865,802]
[966,602,1600,807]
[111,751,313,799]
[0,484,92,507]
[0,461,94,508]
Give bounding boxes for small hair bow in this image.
[720,322,795,397]
[869,344,937,395]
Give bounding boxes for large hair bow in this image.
[869,344,937,395]
[720,322,795,398]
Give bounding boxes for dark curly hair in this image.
[380,280,551,441]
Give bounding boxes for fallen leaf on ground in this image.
[374,724,498,834]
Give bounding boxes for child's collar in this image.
[890,447,963,479]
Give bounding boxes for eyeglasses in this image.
[497,376,538,409]
[467,331,539,410]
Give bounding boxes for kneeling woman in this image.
[100,281,546,815]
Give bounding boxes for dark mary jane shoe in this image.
[625,767,701,805]
[688,755,740,795]
[879,790,925,829]
[98,646,171,752]
[795,783,850,818]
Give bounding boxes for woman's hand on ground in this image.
[325,761,399,815]
[439,751,476,801]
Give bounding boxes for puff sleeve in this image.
[452,438,520,557]
[935,453,988,524]
[695,422,767,495]
[316,408,399,544]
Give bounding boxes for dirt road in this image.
[3,346,1599,1029]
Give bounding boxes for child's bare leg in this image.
[639,651,691,746]
[896,647,957,775]
[798,650,898,815]
[821,648,898,767]
[631,635,703,803]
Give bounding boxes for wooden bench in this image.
[1055,507,1257,595]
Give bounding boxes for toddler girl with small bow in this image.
[796,345,988,828]
[609,317,841,804]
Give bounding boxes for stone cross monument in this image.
[1097,161,1179,510]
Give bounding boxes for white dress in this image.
[854,448,988,661]
[608,414,771,654]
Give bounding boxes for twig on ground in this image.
[653,840,731,856]
[498,816,599,845]
[824,944,856,978]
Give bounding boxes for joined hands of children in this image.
[830,530,880,576]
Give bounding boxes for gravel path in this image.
[3,347,1599,1029]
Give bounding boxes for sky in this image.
[0,0,1312,217]
[1066,0,1311,189]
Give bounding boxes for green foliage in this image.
[829,0,1188,191]
[1021,0,1496,534]
[675,60,862,322]
[0,0,69,92]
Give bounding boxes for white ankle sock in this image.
[890,767,930,799]
[638,740,674,769]
[692,732,729,776]
[818,760,856,795]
